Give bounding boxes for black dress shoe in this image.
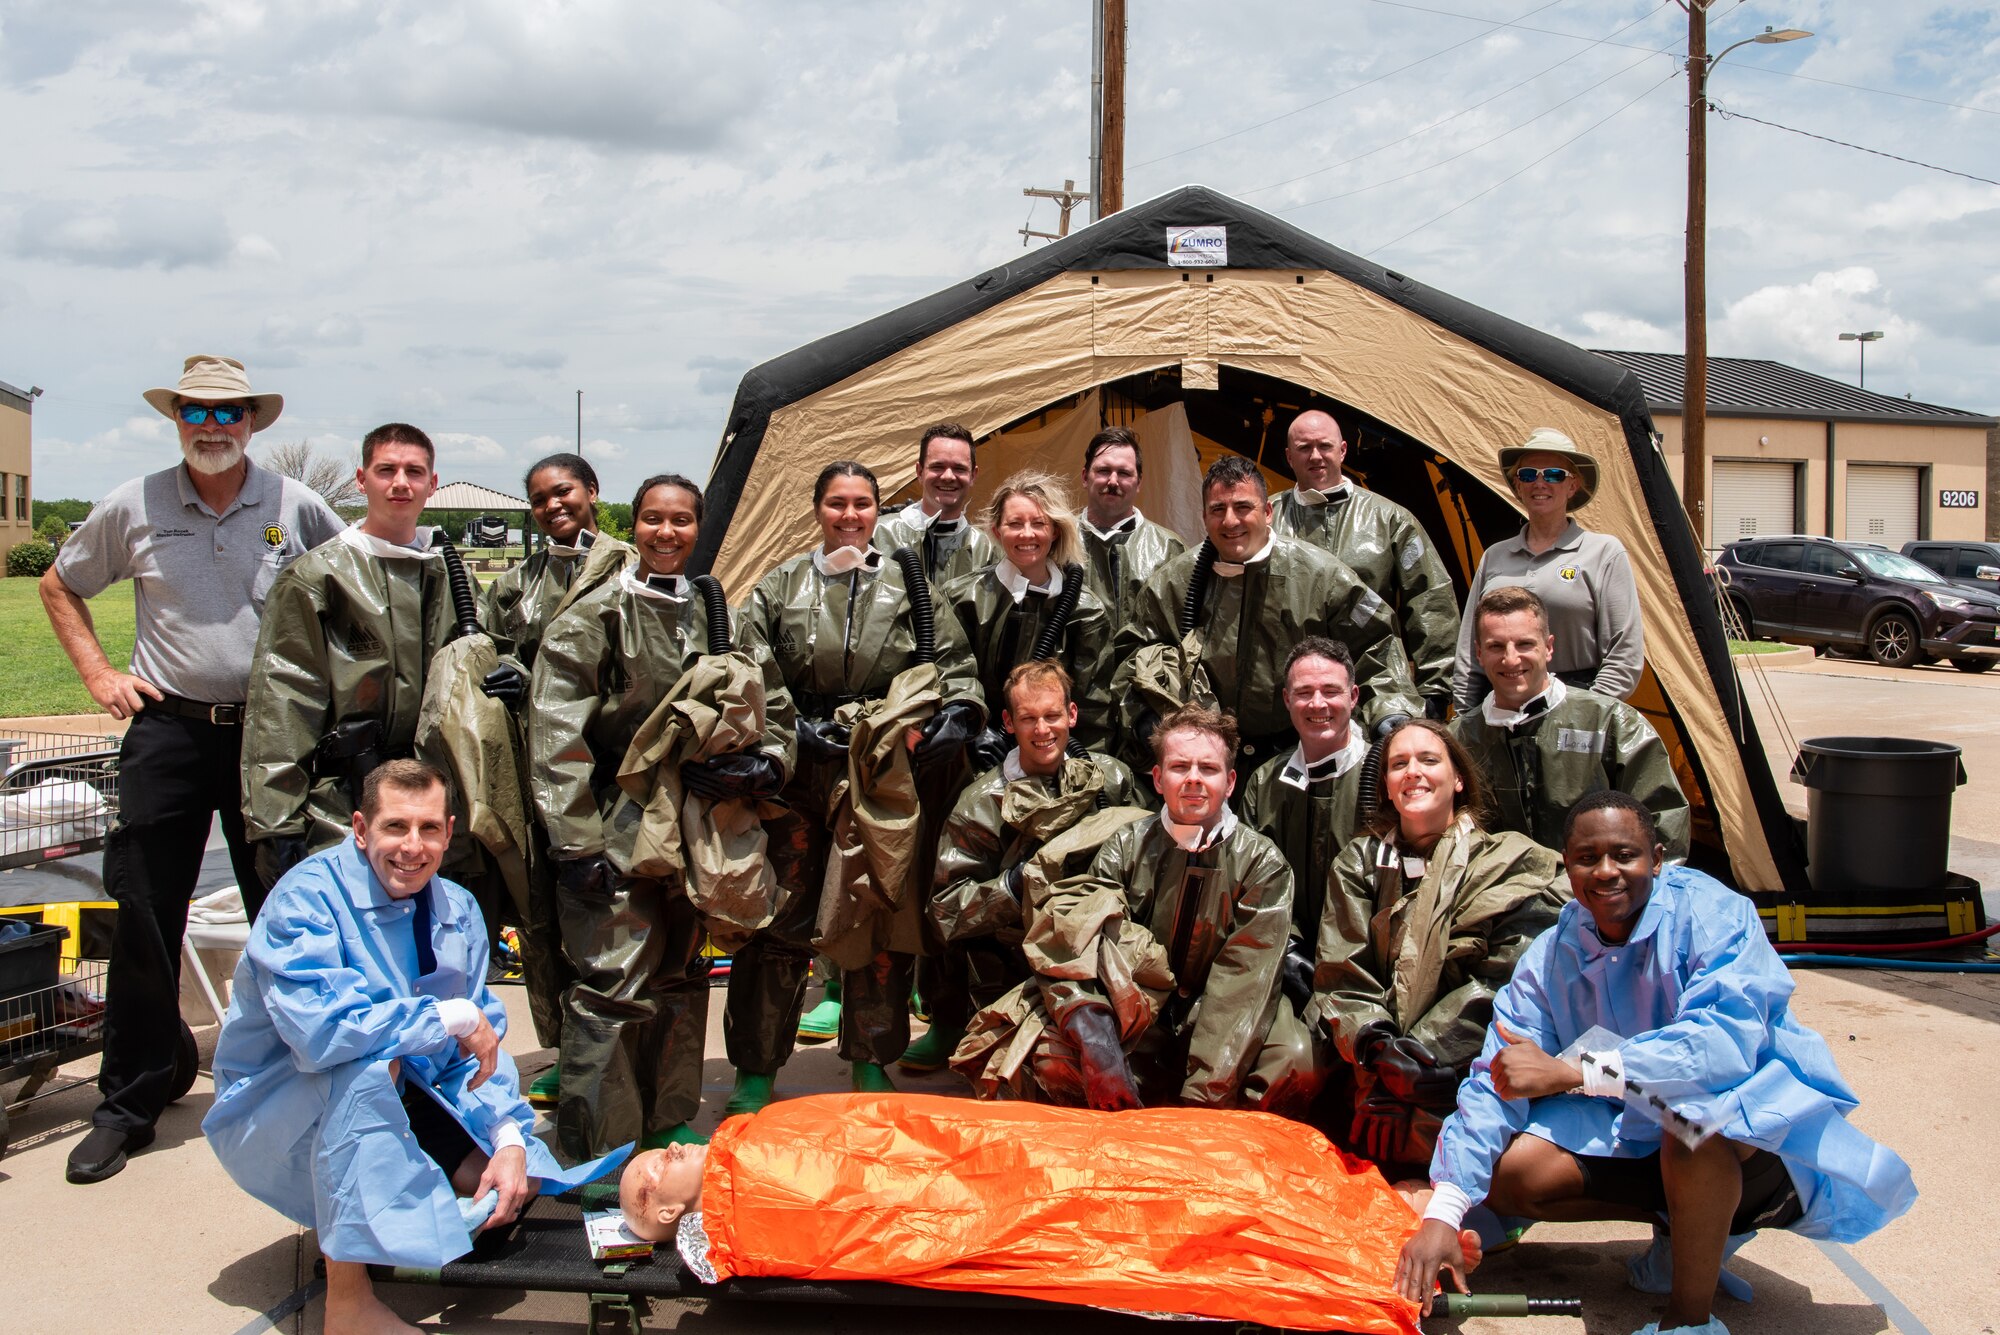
[65,1124,155,1184]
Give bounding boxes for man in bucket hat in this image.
[41,355,343,1184]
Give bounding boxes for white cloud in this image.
[14,198,232,269]
[1713,268,1922,376]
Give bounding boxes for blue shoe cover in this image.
[1631,1320,1729,1335]
[459,1188,499,1232]
[1463,1204,1530,1253]
[1628,1227,1754,1302]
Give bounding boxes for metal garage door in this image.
[1845,465,1921,548]
[1713,460,1797,547]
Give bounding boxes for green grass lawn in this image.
[0,576,136,718]
[1729,638,1796,655]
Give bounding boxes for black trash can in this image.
[1790,737,1966,895]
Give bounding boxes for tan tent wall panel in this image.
[710,265,1778,892]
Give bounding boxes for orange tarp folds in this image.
[701,1093,1422,1334]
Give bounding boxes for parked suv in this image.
[1715,535,2000,672]
[1900,540,2000,593]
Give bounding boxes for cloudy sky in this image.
[2,0,1994,505]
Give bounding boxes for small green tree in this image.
[595,501,632,541]
[36,514,69,546]
[7,539,56,578]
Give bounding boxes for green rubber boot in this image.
[639,1122,709,1149]
[850,1061,896,1094]
[797,974,842,1044]
[527,1064,560,1109]
[897,1024,966,1073]
[724,1070,776,1117]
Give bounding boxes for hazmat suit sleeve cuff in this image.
[490,1121,526,1153]
[436,998,483,1040]
[1422,1182,1473,1230]
[1580,1049,1626,1100]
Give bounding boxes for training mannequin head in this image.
[1285,410,1348,491]
[619,1142,710,1242]
[1151,706,1238,827]
[1201,456,1273,563]
[350,760,454,900]
[1002,661,1078,777]
[1562,790,1665,945]
[1281,638,1358,763]
[1473,587,1555,710]
[915,422,978,521]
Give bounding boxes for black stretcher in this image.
[370,1187,1579,1333]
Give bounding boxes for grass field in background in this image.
[0,577,136,718]
[1729,639,1798,655]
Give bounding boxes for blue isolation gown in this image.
[203,841,626,1266]
[1430,865,1915,1243]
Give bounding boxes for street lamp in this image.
[1682,16,1813,542]
[1839,330,1885,389]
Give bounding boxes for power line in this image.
[1128,0,1574,173]
[1358,0,2000,116]
[1357,69,1681,254]
[1237,1,1671,199]
[1713,103,2000,188]
[1274,47,1670,213]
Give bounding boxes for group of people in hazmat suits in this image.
[213,408,1913,1335]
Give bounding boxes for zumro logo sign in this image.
[1166,225,1228,267]
[1940,489,1980,509]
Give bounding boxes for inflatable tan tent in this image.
[697,185,1810,908]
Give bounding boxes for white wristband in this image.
[491,1121,526,1153]
[1580,1048,1627,1100]
[1421,1181,1473,1231]
[436,998,484,1039]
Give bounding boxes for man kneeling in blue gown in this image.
[204,759,623,1335]
[1395,790,1915,1335]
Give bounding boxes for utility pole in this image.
[1682,0,1709,546]
[1095,0,1126,218]
[1020,180,1092,244]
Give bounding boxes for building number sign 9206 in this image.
[1940,490,1980,509]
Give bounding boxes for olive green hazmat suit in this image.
[942,565,1114,751]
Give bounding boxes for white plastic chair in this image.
[182,887,249,1026]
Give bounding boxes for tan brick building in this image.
[0,378,36,551]
[1594,351,1997,554]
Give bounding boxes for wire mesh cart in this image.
[0,728,121,872]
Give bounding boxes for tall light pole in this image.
[1682,13,1811,543]
[1839,330,1885,388]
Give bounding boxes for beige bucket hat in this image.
[1498,426,1598,511]
[142,355,284,431]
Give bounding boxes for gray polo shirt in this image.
[1451,518,1645,710]
[56,459,345,703]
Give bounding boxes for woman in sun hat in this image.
[1450,428,1644,710]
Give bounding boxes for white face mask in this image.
[817,544,871,576]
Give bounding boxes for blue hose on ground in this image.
[1782,954,2000,973]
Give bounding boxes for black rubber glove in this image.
[1063,1002,1142,1112]
[1423,695,1452,722]
[1001,862,1026,900]
[1351,1091,1416,1166]
[1358,1024,1459,1110]
[912,701,982,769]
[1278,936,1315,1015]
[480,663,528,708]
[1132,707,1161,750]
[680,752,785,802]
[556,855,617,901]
[795,715,852,767]
[253,835,310,892]
[966,726,1010,775]
[1372,712,1412,741]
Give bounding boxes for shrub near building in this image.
[7,539,55,577]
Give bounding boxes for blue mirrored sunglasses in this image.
[178,403,248,426]
[1513,466,1571,485]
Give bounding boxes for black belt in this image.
[148,694,245,726]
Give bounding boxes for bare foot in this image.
[1458,1227,1484,1275]
[324,1260,422,1335]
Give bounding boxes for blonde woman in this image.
[944,470,1113,760]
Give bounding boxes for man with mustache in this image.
[41,355,342,1184]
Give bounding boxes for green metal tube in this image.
[1431,1292,1583,1317]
